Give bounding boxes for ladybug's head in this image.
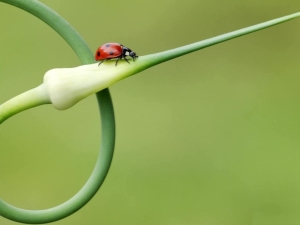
[129,51,138,61]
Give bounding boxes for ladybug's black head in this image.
[129,51,138,61]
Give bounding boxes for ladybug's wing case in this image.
[95,43,123,60]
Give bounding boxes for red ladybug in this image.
[95,43,138,66]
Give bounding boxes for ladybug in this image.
[95,43,138,66]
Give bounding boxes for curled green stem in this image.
[0,0,115,224]
[1,1,300,223]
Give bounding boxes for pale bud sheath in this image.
[44,62,133,110]
[0,60,142,124]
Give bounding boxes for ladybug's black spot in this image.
[97,52,100,56]
[106,44,110,47]
[110,51,114,55]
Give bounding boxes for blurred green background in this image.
[1,1,300,224]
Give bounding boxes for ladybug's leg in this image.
[132,55,138,62]
[123,56,130,64]
[115,57,121,66]
[98,59,110,66]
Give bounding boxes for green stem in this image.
[1,1,300,223]
[0,85,50,124]
[0,0,115,224]
[135,12,300,71]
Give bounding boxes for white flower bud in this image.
[44,62,136,110]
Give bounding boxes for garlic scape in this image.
[1,11,300,125]
[43,61,141,110]
[1,0,300,222]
